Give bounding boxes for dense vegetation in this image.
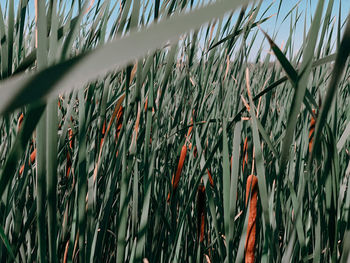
[0,0,349,262]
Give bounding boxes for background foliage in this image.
[0,0,349,262]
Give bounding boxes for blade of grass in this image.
[0,0,254,115]
[280,0,325,171]
[227,121,241,262]
[35,0,49,262]
[310,15,350,164]
[0,224,15,260]
[222,117,231,261]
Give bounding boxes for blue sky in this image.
[1,0,349,61]
[252,0,350,61]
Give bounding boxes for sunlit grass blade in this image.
[0,0,254,114]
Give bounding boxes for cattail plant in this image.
[0,0,349,262]
[17,113,24,132]
[206,169,214,187]
[197,183,206,243]
[168,113,195,201]
[167,143,187,202]
[308,109,317,153]
[115,105,124,142]
[245,174,258,263]
[19,148,37,175]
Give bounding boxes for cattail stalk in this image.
[115,105,124,142]
[17,113,24,132]
[309,109,316,153]
[167,144,187,202]
[245,174,258,263]
[19,148,37,175]
[197,184,206,243]
[206,169,214,187]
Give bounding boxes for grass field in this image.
[0,0,350,262]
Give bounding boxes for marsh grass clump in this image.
[0,0,349,262]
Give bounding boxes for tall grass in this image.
[0,0,349,262]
